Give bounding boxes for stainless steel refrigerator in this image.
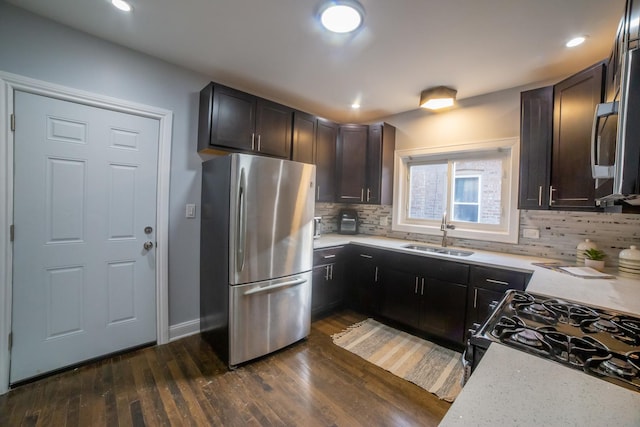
[200,153,316,367]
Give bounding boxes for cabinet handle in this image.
[251,133,255,151]
[329,264,334,280]
[325,265,330,281]
[359,254,373,259]
[415,277,419,294]
[367,188,371,202]
[360,188,364,202]
[473,288,478,308]
[421,278,425,295]
[257,134,261,151]
[549,185,556,206]
[323,254,336,259]
[317,185,320,201]
[374,266,378,282]
[486,278,510,286]
[538,186,543,206]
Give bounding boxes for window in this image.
[393,138,520,243]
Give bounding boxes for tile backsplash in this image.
[315,203,640,267]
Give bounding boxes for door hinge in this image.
[10,114,15,132]
[10,224,14,242]
[8,332,12,351]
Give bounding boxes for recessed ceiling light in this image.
[319,1,365,34]
[566,36,586,48]
[351,102,361,109]
[112,0,132,12]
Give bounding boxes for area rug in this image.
[332,318,464,402]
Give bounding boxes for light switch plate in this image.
[186,203,196,219]
[523,228,540,239]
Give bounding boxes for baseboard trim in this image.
[169,318,201,341]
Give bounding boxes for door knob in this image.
[143,241,154,250]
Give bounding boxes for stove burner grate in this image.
[601,358,638,378]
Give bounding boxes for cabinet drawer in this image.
[469,266,530,291]
[313,246,344,265]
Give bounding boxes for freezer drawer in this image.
[229,271,312,366]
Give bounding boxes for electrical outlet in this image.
[523,228,540,239]
[186,203,196,219]
[379,216,388,226]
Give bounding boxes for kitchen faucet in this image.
[440,211,455,247]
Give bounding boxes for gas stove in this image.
[465,290,640,392]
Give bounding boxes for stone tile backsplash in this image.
[315,203,640,267]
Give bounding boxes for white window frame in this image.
[392,137,520,244]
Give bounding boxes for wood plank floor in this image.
[0,310,451,426]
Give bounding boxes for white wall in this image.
[0,2,209,327]
[386,86,523,150]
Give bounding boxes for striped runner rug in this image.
[332,318,464,402]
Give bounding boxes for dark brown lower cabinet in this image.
[420,279,468,344]
[312,246,344,319]
[378,267,421,329]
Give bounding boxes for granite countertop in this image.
[439,344,640,427]
[313,233,640,425]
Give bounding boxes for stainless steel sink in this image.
[403,244,474,257]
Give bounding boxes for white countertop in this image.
[314,233,640,425]
[439,344,640,427]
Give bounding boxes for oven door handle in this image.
[590,101,618,180]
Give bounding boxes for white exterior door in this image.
[10,91,159,383]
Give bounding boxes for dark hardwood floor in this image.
[0,310,451,426]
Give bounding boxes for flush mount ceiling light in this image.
[111,0,132,12]
[319,0,365,34]
[419,86,457,110]
[566,36,586,48]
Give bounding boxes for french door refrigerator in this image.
[200,153,316,367]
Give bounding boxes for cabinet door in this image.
[378,267,421,329]
[255,99,292,158]
[366,124,382,204]
[211,84,256,151]
[365,123,396,205]
[315,119,337,202]
[420,279,467,345]
[336,125,368,202]
[349,252,380,315]
[312,265,330,317]
[519,87,553,210]
[466,287,504,332]
[292,111,316,164]
[551,63,604,209]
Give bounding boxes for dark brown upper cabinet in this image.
[518,62,605,211]
[198,83,292,159]
[551,62,604,209]
[518,86,553,210]
[292,112,338,202]
[336,123,395,205]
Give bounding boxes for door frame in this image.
[0,71,173,394]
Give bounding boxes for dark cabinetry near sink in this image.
[342,245,532,348]
[519,62,605,210]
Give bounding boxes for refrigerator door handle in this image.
[243,278,307,295]
[237,168,247,273]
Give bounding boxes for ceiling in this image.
[6,0,626,123]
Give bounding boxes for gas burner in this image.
[543,300,600,325]
[592,319,619,333]
[602,358,638,378]
[514,329,545,347]
[544,332,609,367]
[510,291,535,309]
[529,303,547,315]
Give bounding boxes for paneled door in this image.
[10,91,159,383]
